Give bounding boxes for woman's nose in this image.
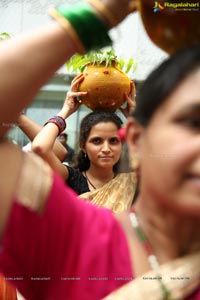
[102,141,111,152]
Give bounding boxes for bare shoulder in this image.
[0,140,23,204]
[0,140,24,238]
[15,150,53,214]
[0,140,53,238]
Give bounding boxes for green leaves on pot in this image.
[66,48,137,75]
[66,53,88,73]
[118,57,137,74]
[0,32,11,41]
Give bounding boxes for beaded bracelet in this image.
[44,116,66,135]
[49,2,112,53]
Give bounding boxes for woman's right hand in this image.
[58,74,88,119]
[92,0,137,28]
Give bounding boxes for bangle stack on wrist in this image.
[44,116,66,135]
[49,1,112,53]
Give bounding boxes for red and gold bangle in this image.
[44,116,66,135]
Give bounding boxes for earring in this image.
[84,153,87,159]
[130,154,140,180]
[130,154,139,170]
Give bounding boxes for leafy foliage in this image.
[66,48,137,74]
[0,32,11,41]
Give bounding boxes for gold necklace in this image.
[129,211,171,300]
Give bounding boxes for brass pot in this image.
[137,0,200,54]
[78,62,132,111]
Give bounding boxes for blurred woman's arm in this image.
[18,114,67,162]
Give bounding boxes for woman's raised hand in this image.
[58,74,88,119]
[119,80,136,118]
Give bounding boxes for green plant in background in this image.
[0,32,11,41]
[66,48,137,74]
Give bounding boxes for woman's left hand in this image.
[119,80,136,118]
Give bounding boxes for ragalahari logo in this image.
[153,1,165,12]
[153,1,199,12]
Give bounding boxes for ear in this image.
[125,117,144,159]
[79,142,85,152]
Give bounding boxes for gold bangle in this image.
[49,7,85,54]
[83,0,118,28]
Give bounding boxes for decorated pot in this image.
[78,61,132,111]
[138,0,200,54]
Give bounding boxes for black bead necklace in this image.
[84,171,96,190]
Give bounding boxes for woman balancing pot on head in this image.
[30,73,136,213]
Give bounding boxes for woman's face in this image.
[128,69,200,216]
[83,121,122,170]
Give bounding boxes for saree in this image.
[0,273,17,300]
[79,172,137,213]
[1,152,133,300]
[102,251,200,300]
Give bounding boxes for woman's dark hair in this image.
[75,110,123,172]
[133,43,200,126]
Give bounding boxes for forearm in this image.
[19,114,67,161]
[0,23,76,139]
[18,114,42,141]
[42,151,68,180]
[31,123,69,180]
[32,122,59,157]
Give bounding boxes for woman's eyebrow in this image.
[177,103,200,115]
